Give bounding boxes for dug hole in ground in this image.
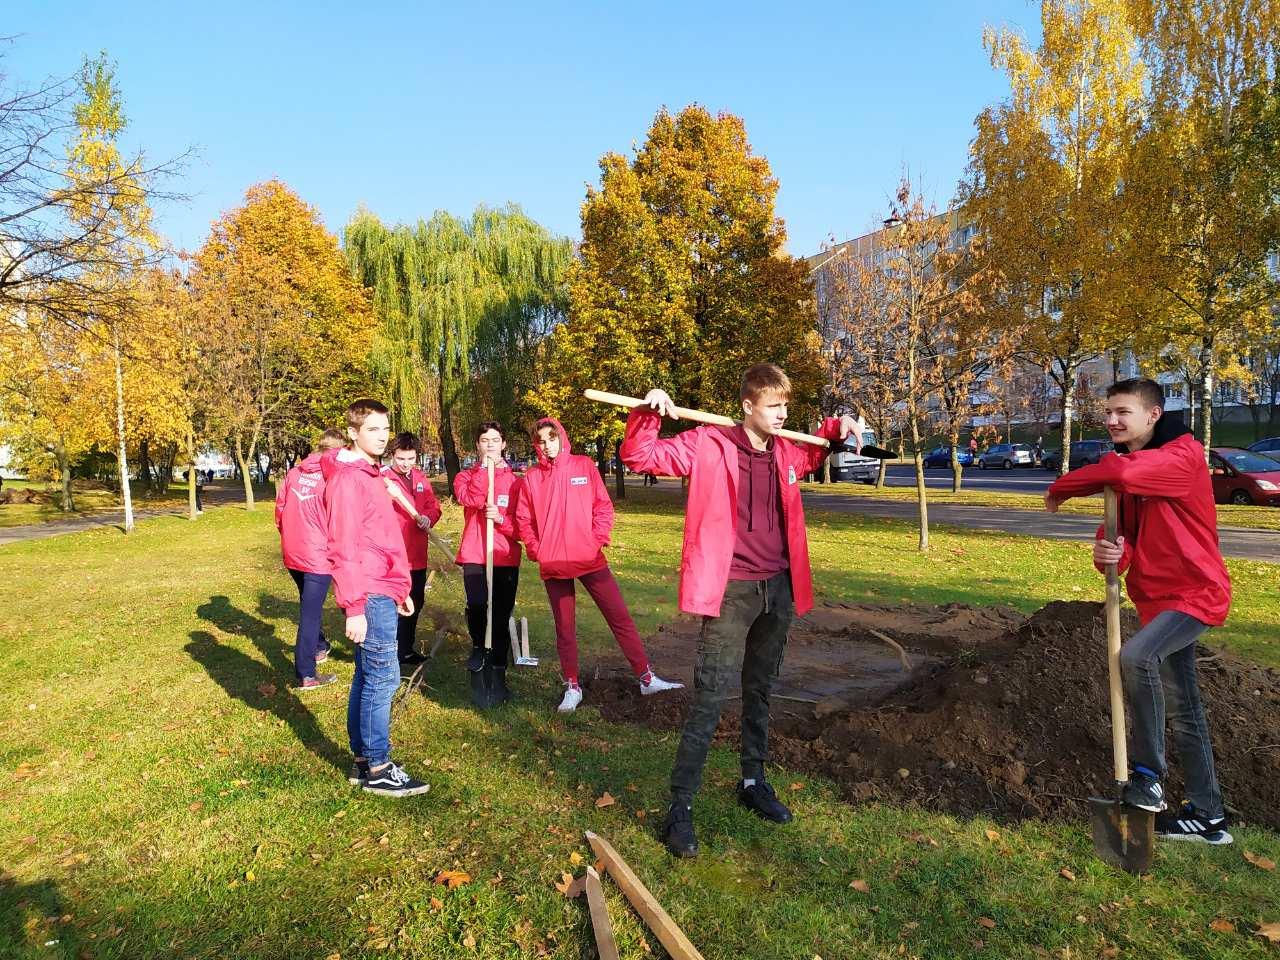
[585,599,1280,830]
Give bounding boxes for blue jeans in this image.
[1120,610,1224,817]
[346,594,399,766]
[288,569,332,681]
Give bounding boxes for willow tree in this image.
[345,205,571,484]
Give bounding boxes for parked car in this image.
[922,445,974,469]
[1068,439,1115,471]
[1209,447,1280,506]
[977,443,1036,470]
[1246,436,1280,458]
[830,429,881,483]
[1040,448,1062,472]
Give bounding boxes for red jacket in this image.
[1048,422,1231,627]
[453,462,522,567]
[322,449,411,616]
[275,452,331,573]
[621,409,843,617]
[382,465,442,570]
[514,419,613,580]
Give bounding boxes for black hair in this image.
[1107,378,1165,410]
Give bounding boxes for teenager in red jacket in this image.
[383,433,442,666]
[621,363,863,858]
[454,421,523,702]
[323,399,429,798]
[515,417,682,713]
[1046,378,1232,844]
[275,428,346,689]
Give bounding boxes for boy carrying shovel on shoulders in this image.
[1045,378,1232,844]
[620,363,865,858]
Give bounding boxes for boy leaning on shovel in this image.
[1045,378,1233,844]
[620,363,865,858]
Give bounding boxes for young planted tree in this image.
[964,0,1144,474]
[191,180,374,509]
[345,205,570,487]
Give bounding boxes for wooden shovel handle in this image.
[1104,487,1127,784]
[584,389,832,449]
[485,461,494,652]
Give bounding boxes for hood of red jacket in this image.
[1114,413,1192,454]
[298,450,327,474]
[319,446,375,480]
[531,417,572,470]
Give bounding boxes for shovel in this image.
[469,460,502,708]
[1088,486,1155,874]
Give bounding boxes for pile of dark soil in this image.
[588,600,1280,829]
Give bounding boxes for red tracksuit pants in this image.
[543,565,649,684]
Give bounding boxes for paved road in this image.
[626,477,1279,562]
[874,463,1056,494]
[799,491,1279,562]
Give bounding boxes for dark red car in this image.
[1208,447,1280,506]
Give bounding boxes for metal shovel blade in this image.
[469,654,500,709]
[1089,796,1155,874]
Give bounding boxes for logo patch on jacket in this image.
[570,476,588,486]
[415,482,424,492]
[788,466,797,485]
[497,494,509,507]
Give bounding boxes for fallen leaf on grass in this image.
[434,870,471,889]
[984,829,1001,843]
[789,782,805,791]
[553,872,574,896]
[1257,921,1280,944]
[569,851,583,866]
[595,792,616,808]
[429,897,443,910]
[1209,918,1236,933]
[849,879,870,893]
[256,682,276,697]
[1101,947,1120,958]
[906,831,940,848]
[188,801,204,813]
[977,917,997,930]
[1243,850,1277,871]
[1058,867,1076,881]
[462,932,476,949]
[244,869,255,882]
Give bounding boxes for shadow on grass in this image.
[255,592,350,665]
[187,595,347,774]
[0,876,80,959]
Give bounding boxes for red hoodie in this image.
[1048,420,1231,627]
[275,451,331,574]
[621,410,844,617]
[453,461,522,567]
[322,449,411,616]
[382,465,442,570]
[514,418,613,580]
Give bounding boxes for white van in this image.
[829,430,881,483]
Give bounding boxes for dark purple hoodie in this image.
[721,425,789,580]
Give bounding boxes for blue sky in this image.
[9,1,1041,256]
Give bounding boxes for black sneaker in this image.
[1121,772,1167,813]
[1156,803,1233,845]
[362,762,430,797]
[465,648,485,672]
[399,652,429,667]
[738,780,794,823]
[662,803,698,858]
[348,760,370,785]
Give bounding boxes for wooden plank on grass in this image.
[584,866,620,960]
[585,830,704,960]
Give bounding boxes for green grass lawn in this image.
[801,478,1280,532]
[1,496,1277,959]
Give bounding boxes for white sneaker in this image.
[557,684,583,713]
[640,674,684,696]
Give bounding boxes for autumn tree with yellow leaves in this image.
[189,180,375,510]
[532,105,823,496]
[963,0,1144,473]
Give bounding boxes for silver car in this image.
[978,443,1036,470]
